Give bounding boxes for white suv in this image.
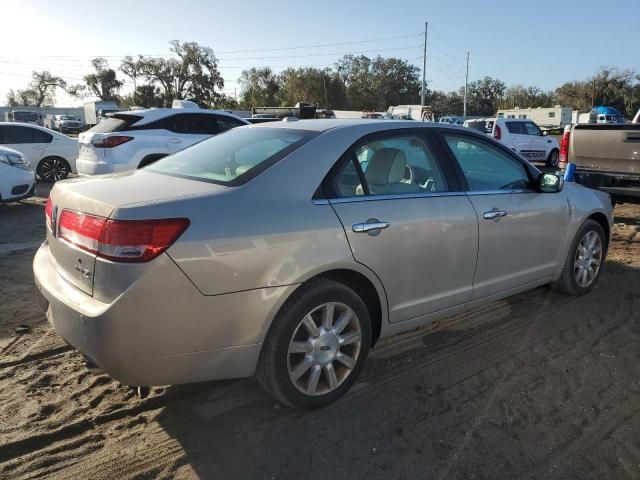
[491,118,560,167]
[77,108,250,175]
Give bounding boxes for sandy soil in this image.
[1,184,639,480]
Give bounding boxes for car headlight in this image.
[0,153,31,171]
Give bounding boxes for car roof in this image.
[114,108,249,125]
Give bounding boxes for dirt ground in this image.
[1,182,639,480]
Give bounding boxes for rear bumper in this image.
[574,170,640,203]
[33,241,296,386]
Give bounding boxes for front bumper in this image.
[0,176,36,203]
[33,242,296,386]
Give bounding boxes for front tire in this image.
[257,278,371,410]
[552,220,606,295]
[37,157,70,182]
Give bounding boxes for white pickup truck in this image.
[491,118,560,167]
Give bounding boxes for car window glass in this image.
[217,116,245,132]
[524,122,541,136]
[172,114,219,135]
[444,134,532,191]
[505,122,527,134]
[3,126,36,144]
[147,127,315,185]
[332,134,448,198]
[32,129,53,143]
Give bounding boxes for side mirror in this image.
[541,130,548,136]
[538,173,563,193]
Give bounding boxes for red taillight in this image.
[493,125,502,140]
[559,129,570,165]
[91,136,134,148]
[58,210,189,262]
[45,196,53,230]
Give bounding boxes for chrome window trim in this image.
[312,188,538,205]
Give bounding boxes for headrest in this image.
[365,148,407,185]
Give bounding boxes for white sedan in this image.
[491,118,560,167]
[0,145,36,202]
[0,122,78,181]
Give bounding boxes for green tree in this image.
[77,58,123,101]
[466,76,506,116]
[5,71,66,107]
[119,84,165,109]
[238,67,280,109]
[277,67,346,108]
[132,40,225,107]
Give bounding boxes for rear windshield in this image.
[146,127,318,186]
[88,114,141,133]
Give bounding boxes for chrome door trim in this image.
[314,191,468,205]
[352,221,390,233]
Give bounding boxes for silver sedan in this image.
[33,119,613,409]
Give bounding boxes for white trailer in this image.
[496,106,573,128]
[385,105,435,122]
[83,100,119,127]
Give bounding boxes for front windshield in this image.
[146,127,317,185]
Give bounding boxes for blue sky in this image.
[1,0,638,106]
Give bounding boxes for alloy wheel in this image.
[39,158,68,182]
[574,230,602,288]
[287,302,362,396]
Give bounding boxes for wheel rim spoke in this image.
[306,365,321,394]
[321,302,335,330]
[324,363,338,390]
[339,330,361,346]
[291,356,313,380]
[289,341,312,354]
[332,309,352,334]
[335,352,356,369]
[302,315,320,337]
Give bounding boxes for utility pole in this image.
[421,22,428,106]
[463,51,469,117]
[591,78,596,107]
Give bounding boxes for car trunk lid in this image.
[46,170,225,296]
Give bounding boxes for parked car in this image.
[44,115,83,133]
[0,145,36,202]
[492,118,560,167]
[34,120,613,409]
[76,109,250,175]
[559,110,640,204]
[0,122,78,181]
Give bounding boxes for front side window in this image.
[146,127,316,185]
[524,122,541,136]
[444,134,532,191]
[331,134,448,198]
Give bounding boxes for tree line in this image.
[5,40,640,118]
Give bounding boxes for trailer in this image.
[83,100,119,127]
[252,102,317,120]
[496,106,573,128]
[385,105,435,122]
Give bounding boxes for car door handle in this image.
[352,221,390,233]
[624,133,640,142]
[168,138,182,144]
[483,210,508,220]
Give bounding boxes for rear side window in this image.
[330,133,449,198]
[88,115,142,133]
[443,134,532,191]
[146,127,317,186]
[217,116,246,132]
[32,129,53,143]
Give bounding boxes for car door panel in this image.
[441,132,568,299]
[466,192,567,299]
[330,195,478,323]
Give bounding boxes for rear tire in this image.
[257,278,371,410]
[546,149,559,168]
[36,157,70,182]
[551,220,606,295]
